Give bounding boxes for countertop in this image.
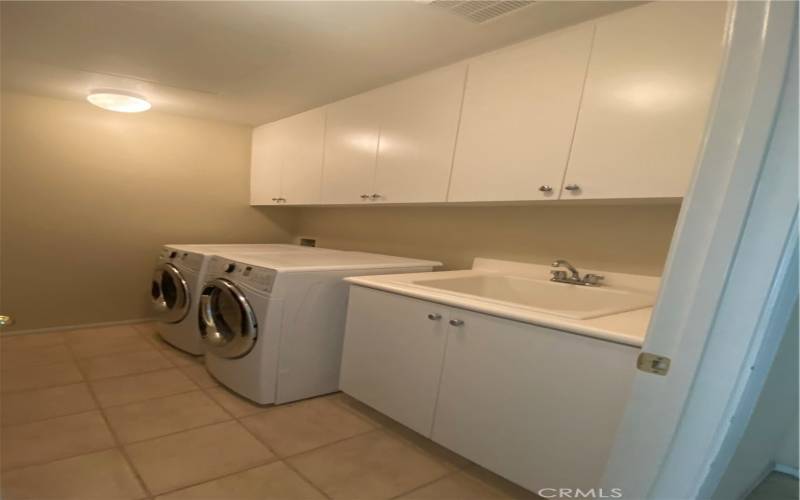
[345,259,658,348]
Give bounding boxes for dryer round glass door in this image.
[151,263,190,323]
[198,278,258,359]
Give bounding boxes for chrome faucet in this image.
[550,259,605,286]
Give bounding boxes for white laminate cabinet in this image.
[339,286,450,436]
[279,108,326,205]
[447,24,594,202]
[322,65,466,204]
[339,285,639,493]
[321,92,382,204]
[371,64,467,203]
[561,2,728,200]
[250,107,325,205]
[431,308,637,492]
[250,122,283,205]
[252,3,728,206]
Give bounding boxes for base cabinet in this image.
[339,286,450,435]
[340,285,639,492]
[432,307,638,492]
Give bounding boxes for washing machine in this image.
[198,251,440,404]
[150,244,333,354]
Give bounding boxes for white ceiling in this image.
[1,1,637,126]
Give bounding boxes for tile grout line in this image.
[386,469,464,500]
[69,340,155,500]
[0,442,120,475]
[4,325,504,499]
[190,385,460,498]
[0,325,200,480]
[139,385,293,498]
[208,387,334,500]
[0,382,94,427]
[109,414,235,447]
[95,385,202,410]
[0,407,103,432]
[150,457,280,498]
[1,351,173,386]
[279,457,334,500]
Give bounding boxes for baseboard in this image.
[774,463,800,478]
[1,317,158,337]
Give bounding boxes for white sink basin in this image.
[410,274,654,320]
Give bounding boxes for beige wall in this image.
[1,92,296,332]
[1,93,683,333]
[293,203,681,275]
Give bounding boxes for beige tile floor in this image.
[0,322,540,500]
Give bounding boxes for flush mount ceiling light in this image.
[86,91,151,113]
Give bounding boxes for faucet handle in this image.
[583,274,605,285]
[550,270,568,281]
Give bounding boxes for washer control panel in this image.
[160,247,203,272]
[208,257,276,293]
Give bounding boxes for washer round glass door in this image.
[198,278,258,359]
[151,263,190,323]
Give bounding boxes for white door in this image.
[600,2,797,498]
[432,308,638,493]
[447,24,594,202]
[562,2,727,200]
[371,64,467,203]
[339,286,449,436]
[280,108,326,205]
[321,92,381,204]
[250,123,283,205]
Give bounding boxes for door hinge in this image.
[637,352,671,376]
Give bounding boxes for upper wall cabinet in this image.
[250,3,729,206]
[250,121,284,205]
[371,64,466,204]
[322,64,467,204]
[561,2,727,200]
[321,91,382,204]
[447,25,594,202]
[250,107,326,205]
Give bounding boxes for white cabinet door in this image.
[562,2,727,200]
[432,308,638,492]
[371,64,467,204]
[447,24,594,202]
[339,286,450,436]
[250,123,283,205]
[321,92,381,204]
[280,108,326,205]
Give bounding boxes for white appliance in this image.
[199,251,441,404]
[151,244,329,354]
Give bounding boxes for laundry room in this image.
[0,2,797,500]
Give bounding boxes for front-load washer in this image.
[150,243,334,354]
[198,251,441,404]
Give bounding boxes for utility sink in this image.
[410,274,654,320]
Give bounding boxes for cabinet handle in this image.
[271,198,278,202]
[449,319,464,327]
[539,185,552,192]
[370,193,381,200]
[427,313,441,321]
[564,184,581,191]
[360,194,370,200]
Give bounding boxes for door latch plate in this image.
[637,352,671,376]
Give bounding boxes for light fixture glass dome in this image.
[86,91,151,113]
